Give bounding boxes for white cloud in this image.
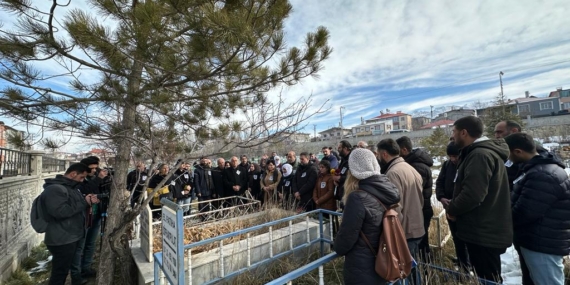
[2,0,570,147]
[277,0,570,130]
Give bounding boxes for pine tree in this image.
[421,127,449,159]
[0,1,331,283]
[480,93,524,136]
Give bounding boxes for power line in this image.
[380,58,570,102]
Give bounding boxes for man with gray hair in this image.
[223,156,248,199]
[356,141,368,148]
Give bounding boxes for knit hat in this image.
[348,148,381,180]
[447,142,460,156]
[281,163,293,177]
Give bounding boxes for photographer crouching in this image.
[70,156,110,283]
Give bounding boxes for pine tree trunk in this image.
[97,61,143,284]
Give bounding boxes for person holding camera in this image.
[147,163,174,219]
[44,163,100,285]
[70,156,108,282]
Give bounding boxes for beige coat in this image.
[385,157,425,239]
[261,169,282,204]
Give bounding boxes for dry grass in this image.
[228,249,345,285]
[222,205,488,285]
[152,206,297,254]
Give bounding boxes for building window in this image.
[540,101,553,110]
[518,104,530,114]
[365,127,370,131]
[563,103,570,109]
[337,132,340,136]
[400,116,405,121]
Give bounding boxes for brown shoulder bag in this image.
[359,193,413,282]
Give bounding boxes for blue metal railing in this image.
[265,252,340,285]
[154,208,342,285]
[154,208,501,285]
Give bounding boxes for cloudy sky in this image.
[280,0,570,133]
[1,0,570,151]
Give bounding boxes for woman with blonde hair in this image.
[334,148,401,285]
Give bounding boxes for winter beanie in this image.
[348,148,381,180]
[281,163,293,177]
[446,142,460,156]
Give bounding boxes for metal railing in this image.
[153,207,501,285]
[154,209,341,285]
[0,148,31,178]
[137,196,262,262]
[42,155,66,173]
[150,196,261,227]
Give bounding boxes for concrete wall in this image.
[0,151,65,282]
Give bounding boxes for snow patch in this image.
[27,255,52,275]
[501,246,522,285]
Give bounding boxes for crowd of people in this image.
[37,116,569,285]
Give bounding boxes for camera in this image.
[96,193,109,199]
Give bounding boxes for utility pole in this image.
[313,124,316,140]
[499,71,504,98]
[430,105,434,121]
[499,71,505,114]
[339,106,345,139]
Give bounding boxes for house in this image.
[318,127,352,141]
[278,131,311,143]
[420,119,455,129]
[412,116,431,130]
[0,121,27,150]
[478,91,561,118]
[548,87,570,111]
[510,92,561,117]
[350,120,394,136]
[433,108,476,122]
[365,110,412,131]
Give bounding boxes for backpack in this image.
[359,193,413,282]
[30,194,49,233]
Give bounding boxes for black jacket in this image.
[336,152,350,201]
[194,165,212,197]
[248,164,263,199]
[512,154,570,256]
[238,162,251,189]
[211,167,226,198]
[507,145,560,191]
[223,166,248,196]
[148,174,175,193]
[173,168,192,199]
[403,149,433,211]
[435,160,457,201]
[447,138,513,249]
[127,170,148,192]
[334,175,401,285]
[78,175,103,195]
[43,175,88,246]
[278,173,294,196]
[292,162,318,206]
